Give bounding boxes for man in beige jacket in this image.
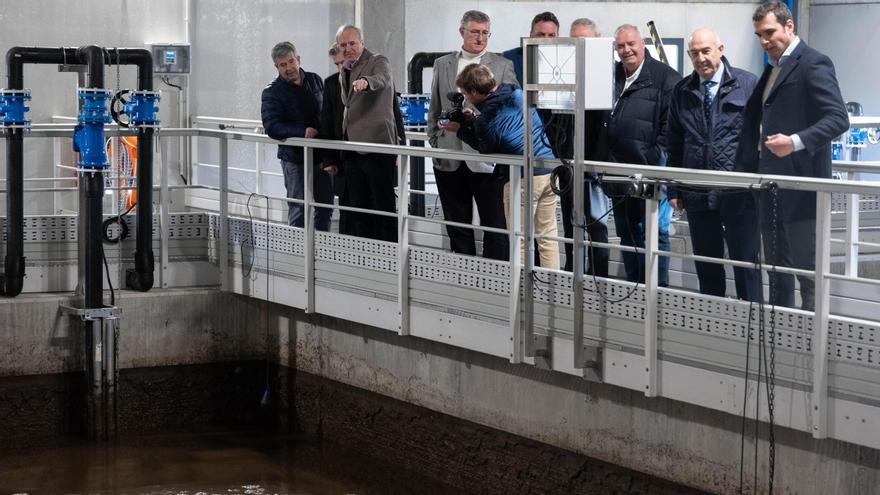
[336,24,399,242]
[428,10,518,260]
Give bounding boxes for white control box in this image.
[536,37,614,111]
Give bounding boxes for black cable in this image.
[102,202,137,244]
[101,246,115,306]
[160,75,184,91]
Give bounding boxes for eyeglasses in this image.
[466,30,491,39]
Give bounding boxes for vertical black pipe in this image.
[77,46,107,308]
[118,49,155,292]
[3,47,77,297]
[406,52,448,217]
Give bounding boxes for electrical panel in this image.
[148,43,190,74]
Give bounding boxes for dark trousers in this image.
[761,205,816,311]
[687,208,761,302]
[434,163,508,261]
[280,160,333,230]
[561,177,609,276]
[344,152,398,242]
[612,196,670,286]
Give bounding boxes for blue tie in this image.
[703,80,716,126]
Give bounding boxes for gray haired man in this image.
[260,41,332,229]
[428,10,519,260]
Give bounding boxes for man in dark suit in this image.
[734,2,849,310]
[320,44,349,234]
[668,28,761,301]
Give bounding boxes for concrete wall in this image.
[267,302,880,495]
[2,287,878,493]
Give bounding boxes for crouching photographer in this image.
[439,63,560,269]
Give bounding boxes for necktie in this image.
[703,80,717,126]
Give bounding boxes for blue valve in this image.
[123,90,160,127]
[73,88,112,169]
[0,89,32,128]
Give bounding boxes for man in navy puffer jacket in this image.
[667,28,761,302]
[597,24,681,286]
[261,41,332,229]
[443,64,560,269]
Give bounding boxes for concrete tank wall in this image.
[1,288,877,494]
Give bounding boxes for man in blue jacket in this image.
[443,64,560,268]
[667,28,761,302]
[260,41,332,229]
[597,24,681,286]
[735,2,849,310]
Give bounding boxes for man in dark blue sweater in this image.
[261,41,332,229]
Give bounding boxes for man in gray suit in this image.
[428,10,518,260]
[336,24,399,242]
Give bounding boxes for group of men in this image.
[261,25,401,242]
[261,1,848,311]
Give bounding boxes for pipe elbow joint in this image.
[1,255,26,297]
[125,250,154,292]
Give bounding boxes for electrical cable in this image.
[160,75,184,91]
[102,202,137,244]
[101,246,115,306]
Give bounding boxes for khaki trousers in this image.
[503,174,560,269]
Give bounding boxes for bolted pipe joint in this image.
[0,88,31,128]
[73,88,112,169]
[124,90,160,128]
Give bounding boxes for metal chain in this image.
[766,187,779,494]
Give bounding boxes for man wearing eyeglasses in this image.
[428,10,518,260]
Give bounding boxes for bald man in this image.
[667,28,761,301]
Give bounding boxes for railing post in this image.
[159,133,170,288]
[509,166,523,364]
[254,141,263,195]
[812,190,833,438]
[644,195,660,397]
[522,40,536,361]
[304,146,315,313]
[844,172,860,277]
[218,137,229,291]
[572,38,587,369]
[398,156,411,335]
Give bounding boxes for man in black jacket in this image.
[668,28,760,301]
[320,44,349,233]
[598,24,680,286]
[735,2,849,310]
[260,41,332,229]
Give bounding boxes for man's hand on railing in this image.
[304,127,318,139]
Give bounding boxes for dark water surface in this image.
[0,431,458,495]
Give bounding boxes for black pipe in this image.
[116,49,154,292]
[77,46,108,308]
[2,46,156,298]
[2,47,77,297]
[406,52,448,217]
